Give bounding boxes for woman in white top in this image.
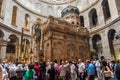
[69,61,77,80]
[60,61,66,80]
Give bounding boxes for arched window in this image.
[24,14,30,30]
[80,16,84,27]
[115,0,120,14]
[0,0,3,15]
[11,6,18,26]
[6,34,18,54]
[89,8,98,27]
[102,0,111,20]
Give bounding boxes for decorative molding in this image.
[90,16,120,34]
[39,0,76,5]
[0,22,31,37]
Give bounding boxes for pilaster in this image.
[101,31,111,59]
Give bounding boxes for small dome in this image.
[61,6,80,17]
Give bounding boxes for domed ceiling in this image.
[15,0,98,17]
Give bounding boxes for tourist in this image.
[60,61,66,80]
[100,61,112,80]
[77,59,85,80]
[45,62,51,80]
[16,64,25,80]
[23,64,36,80]
[69,61,77,80]
[95,58,101,79]
[114,63,120,80]
[40,62,46,80]
[85,60,96,80]
[48,62,55,80]
[34,62,40,80]
[8,62,17,80]
[64,60,71,80]
[54,60,59,80]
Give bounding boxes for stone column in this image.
[101,31,111,59]
[89,37,93,48]
[0,44,7,61]
[108,0,119,20]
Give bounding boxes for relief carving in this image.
[52,41,63,61]
[67,44,77,61]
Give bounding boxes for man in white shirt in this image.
[69,61,77,80]
[77,59,85,80]
[95,59,100,79]
[8,62,17,80]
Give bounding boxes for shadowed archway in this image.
[108,29,116,60]
[92,34,102,59]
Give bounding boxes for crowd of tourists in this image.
[0,56,120,80]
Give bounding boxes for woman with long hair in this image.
[100,61,112,80]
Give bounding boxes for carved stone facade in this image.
[42,16,89,61]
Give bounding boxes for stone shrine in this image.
[42,6,90,61]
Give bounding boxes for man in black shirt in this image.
[48,62,55,80]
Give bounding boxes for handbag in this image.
[104,71,113,77]
[103,66,113,78]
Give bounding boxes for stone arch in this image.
[102,0,111,20]
[24,14,30,30]
[6,34,18,55]
[11,6,18,26]
[92,34,102,58]
[89,8,98,27]
[108,29,116,60]
[0,29,4,38]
